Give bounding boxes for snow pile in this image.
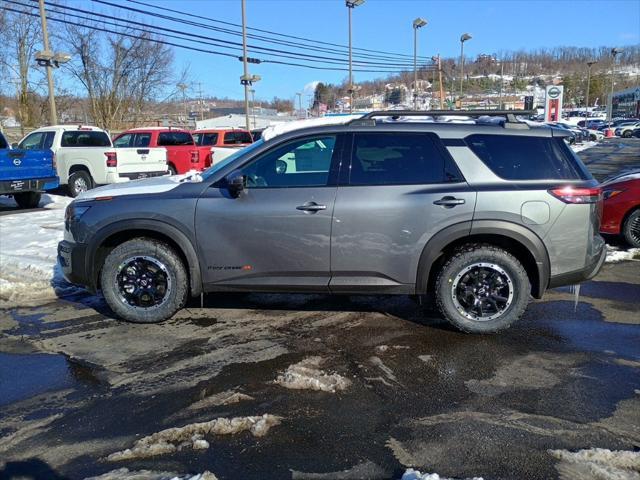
[188,390,254,410]
[0,194,82,307]
[571,141,598,153]
[84,469,218,480]
[107,414,282,461]
[275,356,350,393]
[401,469,484,480]
[549,448,640,480]
[606,245,640,263]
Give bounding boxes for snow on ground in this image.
[401,469,484,480]
[186,390,254,411]
[84,469,218,480]
[275,356,351,393]
[549,448,640,480]
[606,245,640,263]
[0,194,83,308]
[572,141,598,153]
[106,414,282,461]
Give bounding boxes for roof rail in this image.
[352,109,536,129]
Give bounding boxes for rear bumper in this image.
[0,177,59,194]
[104,171,167,183]
[58,240,92,290]
[547,244,607,289]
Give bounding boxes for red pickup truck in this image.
[113,128,211,175]
[192,128,253,165]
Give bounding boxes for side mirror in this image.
[225,170,245,198]
[11,143,19,149]
[275,159,287,174]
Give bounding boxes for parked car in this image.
[632,128,640,138]
[18,125,167,197]
[548,122,586,143]
[251,128,265,141]
[0,131,58,208]
[59,111,605,333]
[587,129,605,141]
[192,128,253,165]
[614,121,640,138]
[115,128,210,175]
[597,118,640,131]
[600,170,640,247]
[577,119,606,130]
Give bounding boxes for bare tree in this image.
[61,19,176,130]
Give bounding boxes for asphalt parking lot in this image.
[0,138,639,480]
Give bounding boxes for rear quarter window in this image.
[465,134,591,180]
[61,131,111,147]
[158,131,194,146]
[224,131,252,145]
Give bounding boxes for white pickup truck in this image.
[17,125,168,197]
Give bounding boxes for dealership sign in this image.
[544,85,564,122]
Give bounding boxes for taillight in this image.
[105,151,117,167]
[549,186,601,204]
[191,150,199,163]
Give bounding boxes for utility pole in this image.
[459,33,471,107]
[195,82,205,121]
[437,55,445,109]
[498,61,504,110]
[38,0,57,125]
[177,83,188,125]
[584,60,597,128]
[241,0,251,131]
[250,88,256,128]
[608,48,622,130]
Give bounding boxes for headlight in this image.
[64,203,91,229]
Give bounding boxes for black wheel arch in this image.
[416,220,550,299]
[86,219,203,297]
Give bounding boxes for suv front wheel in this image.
[100,238,188,323]
[435,244,531,333]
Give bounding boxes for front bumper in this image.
[547,244,607,289]
[58,240,91,290]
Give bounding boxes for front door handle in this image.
[296,202,327,213]
[433,196,466,208]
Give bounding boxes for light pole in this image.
[346,0,364,114]
[249,88,256,129]
[36,0,70,125]
[584,60,597,128]
[412,18,427,110]
[459,33,471,106]
[608,47,622,129]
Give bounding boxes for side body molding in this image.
[416,220,550,298]
[86,219,203,297]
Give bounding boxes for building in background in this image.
[610,86,640,118]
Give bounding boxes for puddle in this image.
[0,352,97,406]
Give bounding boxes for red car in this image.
[192,128,253,166]
[113,128,211,175]
[600,171,640,247]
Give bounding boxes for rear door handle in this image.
[433,196,466,208]
[296,202,327,213]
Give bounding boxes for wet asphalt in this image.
[0,260,639,480]
[0,137,639,480]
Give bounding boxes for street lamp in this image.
[346,0,364,114]
[584,60,597,128]
[249,88,256,129]
[412,17,427,110]
[459,32,472,105]
[608,47,622,129]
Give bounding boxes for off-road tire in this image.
[67,170,93,198]
[622,209,640,248]
[14,191,41,209]
[100,238,188,323]
[434,244,531,334]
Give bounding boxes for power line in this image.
[19,0,429,69]
[120,0,431,62]
[2,4,429,74]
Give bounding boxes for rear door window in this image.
[224,131,252,145]
[113,134,133,148]
[349,133,462,186]
[194,133,218,146]
[133,133,151,147]
[61,131,111,147]
[158,131,194,146]
[465,134,591,180]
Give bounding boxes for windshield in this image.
[201,139,264,179]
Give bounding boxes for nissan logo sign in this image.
[548,87,561,99]
[12,158,21,166]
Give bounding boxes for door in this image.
[330,132,476,293]
[195,134,344,292]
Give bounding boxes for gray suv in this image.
[58,111,606,333]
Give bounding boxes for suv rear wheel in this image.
[435,244,530,333]
[100,238,188,323]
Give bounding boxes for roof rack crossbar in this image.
[358,109,535,120]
